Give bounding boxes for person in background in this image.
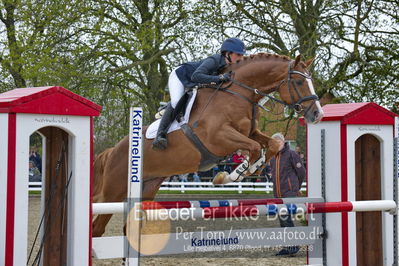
[192,172,202,188]
[212,165,220,177]
[179,173,188,182]
[29,161,41,182]
[192,172,201,182]
[261,163,272,182]
[295,146,306,169]
[221,157,233,173]
[29,148,42,173]
[232,149,245,169]
[270,133,306,256]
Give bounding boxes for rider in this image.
[152,37,246,150]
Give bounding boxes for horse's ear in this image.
[304,57,315,67]
[294,54,301,67]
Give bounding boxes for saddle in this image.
[146,90,196,139]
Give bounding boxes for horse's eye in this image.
[295,80,304,86]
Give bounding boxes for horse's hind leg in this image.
[93,214,113,237]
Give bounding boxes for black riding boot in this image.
[152,104,175,150]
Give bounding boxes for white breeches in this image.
[168,69,185,108]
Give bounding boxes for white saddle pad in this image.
[146,89,197,139]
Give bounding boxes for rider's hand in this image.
[219,73,231,82]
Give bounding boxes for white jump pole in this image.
[92,202,125,215]
[92,200,397,216]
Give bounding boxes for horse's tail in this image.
[92,148,113,202]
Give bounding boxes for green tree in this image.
[0,1,93,92]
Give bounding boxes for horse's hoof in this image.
[212,171,229,185]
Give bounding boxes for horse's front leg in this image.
[210,126,262,163]
[211,127,261,184]
[249,129,280,161]
[245,129,281,176]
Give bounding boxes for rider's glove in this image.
[219,73,231,82]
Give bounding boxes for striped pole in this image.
[308,200,397,214]
[141,196,322,209]
[143,200,397,221]
[92,199,397,215]
[92,197,323,215]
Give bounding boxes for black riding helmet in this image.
[220,38,246,55]
[221,38,246,63]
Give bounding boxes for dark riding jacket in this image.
[175,54,227,88]
[270,143,306,198]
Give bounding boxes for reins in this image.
[192,81,224,128]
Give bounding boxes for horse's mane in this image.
[225,52,293,72]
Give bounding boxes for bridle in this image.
[215,60,319,132]
[285,62,320,117]
[227,60,318,112]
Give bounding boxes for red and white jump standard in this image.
[306,103,398,266]
[0,87,101,266]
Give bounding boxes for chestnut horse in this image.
[92,53,323,236]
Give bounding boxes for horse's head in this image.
[225,53,323,124]
[277,55,324,124]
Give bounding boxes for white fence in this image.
[29,181,307,194]
[28,182,43,191]
[160,181,307,193]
